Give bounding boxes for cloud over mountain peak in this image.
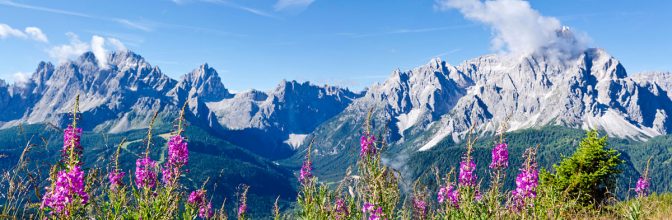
[437,0,589,59]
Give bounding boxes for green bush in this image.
[541,130,624,206]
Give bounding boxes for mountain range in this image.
[0,48,671,189]
[0,51,360,159]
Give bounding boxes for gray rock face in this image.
[304,48,672,162]
[0,51,358,157]
[631,72,672,99]
[1,49,669,160]
[204,80,361,158]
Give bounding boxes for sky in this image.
[0,0,670,92]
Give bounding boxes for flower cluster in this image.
[511,149,539,210]
[238,186,249,219]
[512,168,539,208]
[333,198,348,219]
[135,157,158,189]
[162,166,179,185]
[437,185,459,208]
[489,143,509,169]
[199,202,213,219]
[299,159,313,184]
[412,197,428,219]
[62,125,83,162]
[167,135,189,167]
[108,170,125,191]
[459,159,478,187]
[238,203,247,218]
[635,176,650,197]
[360,132,376,157]
[41,165,89,215]
[362,202,383,220]
[162,135,189,186]
[188,189,213,218]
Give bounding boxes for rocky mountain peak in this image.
[176,63,230,102]
[581,48,627,80]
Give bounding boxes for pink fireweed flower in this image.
[334,198,348,219]
[162,166,180,186]
[369,207,383,220]
[41,165,89,215]
[299,160,313,184]
[438,185,459,208]
[489,143,509,169]
[188,189,206,205]
[359,132,376,157]
[459,159,477,187]
[62,125,83,162]
[199,202,214,218]
[363,203,384,220]
[167,135,189,167]
[135,157,158,189]
[362,202,374,213]
[512,168,539,210]
[188,190,213,218]
[512,150,539,211]
[238,203,247,218]
[108,170,125,191]
[635,176,650,197]
[412,197,428,219]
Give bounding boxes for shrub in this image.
[540,130,624,206]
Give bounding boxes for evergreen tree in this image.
[541,130,624,205]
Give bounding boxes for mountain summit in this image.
[0,49,669,160]
[303,48,672,168]
[0,51,359,157]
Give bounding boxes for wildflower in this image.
[362,202,374,212]
[363,203,383,220]
[413,197,428,219]
[108,170,125,191]
[437,185,459,208]
[162,166,180,185]
[199,202,214,218]
[238,203,247,218]
[238,185,249,219]
[135,157,158,189]
[188,190,213,218]
[334,198,348,219]
[489,143,509,169]
[62,125,83,162]
[359,132,376,157]
[512,168,539,209]
[511,148,539,210]
[167,135,189,167]
[369,207,383,220]
[635,177,650,197]
[41,165,89,215]
[299,159,313,184]
[459,159,477,187]
[188,189,206,205]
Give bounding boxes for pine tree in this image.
[541,130,624,205]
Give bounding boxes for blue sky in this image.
[0,0,670,91]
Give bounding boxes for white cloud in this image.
[107,38,127,51]
[91,35,108,68]
[47,32,90,64]
[0,23,49,42]
[47,33,128,68]
[274,0,314,11]
[115,19,153,32]
[24,27,48,42]
[436,0,588,59]
[12,72,32,86]
[0,23,26,39]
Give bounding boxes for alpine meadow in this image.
[0,0,671,219]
